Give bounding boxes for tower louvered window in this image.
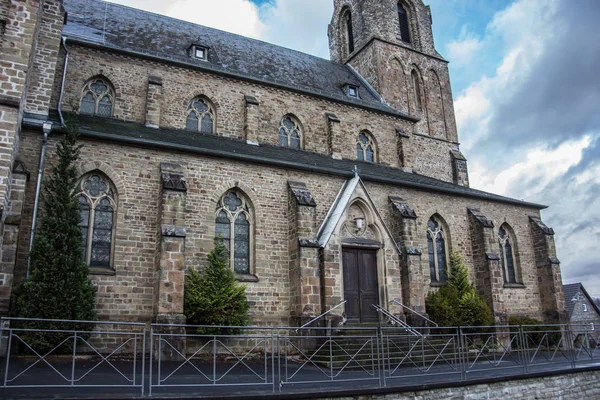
[398,4,411,44]
[346,12,355,54]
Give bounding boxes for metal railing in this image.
[0,317,146,395]
[390,299,438,327]
[2,319,600,397]
[372,304,421,337]
[296,300,347,332]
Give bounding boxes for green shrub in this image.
[508,316,562,347]
[13,118,96,352]
[426,251,494,328]
[183,238,250,335]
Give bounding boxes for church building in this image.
[0,0,567,328]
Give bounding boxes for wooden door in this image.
[343,248,379,323]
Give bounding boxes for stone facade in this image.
[0,0,567,331]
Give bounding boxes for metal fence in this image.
[1,318,600,397]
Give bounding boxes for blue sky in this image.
[106,0,600,297]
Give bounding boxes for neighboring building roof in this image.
[563,283,600,316]
[28,113,547,210]
[62,0,412,120]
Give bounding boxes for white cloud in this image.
[446,26,483,67]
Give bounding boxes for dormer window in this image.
[348,85,358,98]
[189,44,208,61]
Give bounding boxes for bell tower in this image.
[328,0,459,144]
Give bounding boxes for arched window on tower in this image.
[215,190,253,275]
[341,8,354,56]
[186,97,215,134]
[278,115,302,149]
[398,3,412,44]
[427,216,448,283]
[80,77,114,117]
[498,224,519,284]
[356,131,376,162]
[77,173,117,270]
[411,70,422,111]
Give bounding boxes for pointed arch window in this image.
[398,3,411,44]
[80,78,114,117]
[186,97,215,134]
[77,173,117,269]
[356,131,376,162]
[498,225,518,284]
[427,217,448,283]
[278,115,302,149]
[411,70,422,111]
[215,190,253,275]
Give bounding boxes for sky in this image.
[104,0,600,296]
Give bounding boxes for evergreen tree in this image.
[426,251,494,328]
[14,118,96,351]
[184,238,250,334]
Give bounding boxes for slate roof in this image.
[62,0,411,119]
[34,113,546,210]
[563,283,600,317]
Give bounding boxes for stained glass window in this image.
[187,97,215,134]
[498,225,518,284]
[356,132,376,162]
[215,190,252,275]
[278,116,302,149]
[80,78,114,116]
[427,216,448,283]
[77,173,117,269]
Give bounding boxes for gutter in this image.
[27,37,69,278]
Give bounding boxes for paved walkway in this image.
[0,354,599,399]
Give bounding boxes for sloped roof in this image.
[563,283,600,316]
[62,0,410,119]
[31,113,547,210]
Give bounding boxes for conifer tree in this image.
[184,238,250,334]
[14,118,96,350]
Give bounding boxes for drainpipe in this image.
[26,37,69,278]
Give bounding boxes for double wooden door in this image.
[342,248,379,323]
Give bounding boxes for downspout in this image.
[27,37,69,278]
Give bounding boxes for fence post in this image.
[459,327,466,381]
[149,326,154,396]
[71,332,77,386]
[520,325,528,374]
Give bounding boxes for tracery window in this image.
[411,70,422,111]
[398,3,411,44]
[80,78,114,117]
[278,115,301,149]
[186,97,215,134]
[215,190,252,275]
[498,225,518,284]
[356,131,376,162]
[77,173,117,269]
[427,216,448,283]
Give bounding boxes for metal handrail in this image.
[390,299,438,327]
[373,304,421,337]
[296,300,347,332]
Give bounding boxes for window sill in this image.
[503,283,526,289]
[89,267,116,276]
[236,273,259,283]
[430,281,447,287]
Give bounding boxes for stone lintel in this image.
[148,75,163,85]
[486,252,500,261]
[326,113,340,123]
[406,247,422,256]
[244,95,259,106]
[396,128,410,138]
[288,180,316,207]
[450,149,467,161]
[389,195,417,219]
[299,238,320,248]
[468,208,494,228]
[161,225,186,238]
[529,216,555,235]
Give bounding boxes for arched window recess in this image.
[427,216,448,283]
[356,131,376,163]
[186,97,216,134]
[80,77,114,117]
[498,225,520,285]
[278,115,302,149]
[215,190,253,276]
